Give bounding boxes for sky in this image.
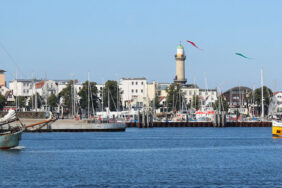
[0,0,282,91]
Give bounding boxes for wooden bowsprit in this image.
[25,112,58,132]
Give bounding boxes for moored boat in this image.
[0,128,23,149]
[90,122,126,132]
[272,120,282,138]
[0,110,24,149]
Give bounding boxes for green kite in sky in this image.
[235,52,253,59]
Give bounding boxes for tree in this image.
[248,86,272,115]
[48,93,59,110]
[78,81,98,113]
[0,95,6,110]
[213,96,229,112]
[103,80,121,111]
[58,81,73,112]
[27,93,43,110]
[165,84,184,111]
[192,95,200,110]
[150,93,161,109]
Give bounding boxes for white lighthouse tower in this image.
[174,43,187,84]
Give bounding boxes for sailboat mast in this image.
[261,68,264,119]
[108,87,110,110]
[88,72,90,119]
[15,71,18,110]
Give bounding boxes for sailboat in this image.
[0,110,24,149]
[0,110,55,149]
[84,74,126,132]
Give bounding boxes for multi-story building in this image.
[269,91,282,115]
[9,79,42,97]
[119,77,148,108]
[199,89,217,106]
[222,86,252,108]
[0,69,6,87]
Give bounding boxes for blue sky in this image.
[0,0,282,91]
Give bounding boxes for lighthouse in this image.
[174,43,187,84]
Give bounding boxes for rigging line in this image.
[0,41,26,78]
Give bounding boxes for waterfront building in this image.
[269,91,282,116]
[147,81,170,101]
[0,69,6,87]
[9,79,42,97]
[96,83,105,99]
[222,86,252,108]
[119,77,148,108]
[222,86,252,114]
[199,89,217,106]
[174,43,187,84]
[181,84,200,105]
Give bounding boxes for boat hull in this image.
[272,121,282,138]
[91,123,126,132]
[0,131,22,149]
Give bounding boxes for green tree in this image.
[78,81,98,112]
[165,84,184,111]
[0,94,6,110]
[213,96,229,112]
[103,80,121,111]
[248,86,272,115]
[27,93,43,109]
[48,93,59,109]
[58,81,73,112]
[150,93,161,109]
[192,95,200,110]
[17,96,26,108]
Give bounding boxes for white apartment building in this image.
[181,85,217,107]
[198,89,217,106]
[269,92,282,115]
[119,78,148,108]
[9,79,42,97]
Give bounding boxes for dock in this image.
[126,121,272,128]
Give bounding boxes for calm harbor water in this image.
[1,127,282,187]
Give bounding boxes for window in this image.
[136,82,138,85]
[132,89,134,93]
[141,89,143,93]
[136,89,138,93]
[141,82,143,85]
[189,91,192,95]
[132,82,134,85]
[199,91,202,95]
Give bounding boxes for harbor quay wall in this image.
[0,111,48,119]
[126,121,272,128]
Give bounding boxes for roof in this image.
[120,77,146,80]
[9,79,42,83]
[36,81,45,89]
[274,91,282,95]
[223,86,252,94]
[181,84,199,89]
[177,44,184,49]
[0,69,6,73]
[199,89,217,91]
